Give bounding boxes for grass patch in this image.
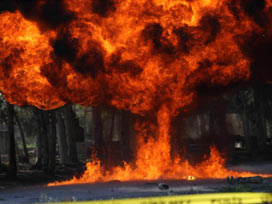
[38,193,60,203]
[36,193,77,203]
[219,185,252,192]
[261,185,272,192]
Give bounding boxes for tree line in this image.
[1,83,272,178]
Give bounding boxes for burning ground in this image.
[1,0,272,185]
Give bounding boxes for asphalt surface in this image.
[0,162,272,204]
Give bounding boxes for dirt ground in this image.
[0,162,272,204]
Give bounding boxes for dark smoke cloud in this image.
[142,15,221,58]
[53,28,106,78]
[53,30,79,64]
[1,48,23,78]
[0,0,16,13]
[2,0,271,84]
[241,33,272,83]
[14,0,75,29]
[226,0,272,83]
[142,23,175,55]
[241,0,266,15]
[199,15,221,45]
[230,0,272,83]
[7,0,272,84]
[38,1,75,29]
[92,0,116,17]
[74,49,105,78]
[228,0,267,24]
[241,0,266,26]
[109,54,143,76]
[1,0,272,112]
[173,26,193,53]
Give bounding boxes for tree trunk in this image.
[104,108,115,142]
[207,98,231,156]
[120,110,131,161]
[34,121,42,169]
[240,90,250,136]
[93,106,104,160]
[48,110,56,173]
[14,111,29,163]
[171,113,186,159]
[42,111,50,169]
[239,90,252,157]
[63,105,78,163]
[56,108,69,165]
[254,86,267,152]
[7,103,16,178]
[33,109,49,170]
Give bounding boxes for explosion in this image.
[1,0,272,185]
[49,107,264,186]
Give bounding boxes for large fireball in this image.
[1,0,272,185]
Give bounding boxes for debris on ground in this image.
[158,183,169,190]
[227,176,263,184]
[167,190,176,195]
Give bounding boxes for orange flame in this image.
[1,0,272,186]
[187,176,196,181]
[0,0,260,112]
[49,106,268,186]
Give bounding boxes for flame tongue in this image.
[0,11,64,109]
[0,0,261,111]
[135,106,171,179]
[48,106,266,186]
[48,106,175,185]
[1,0,272,185]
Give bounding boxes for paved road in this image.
[0,180,223,204]
[0,162,272,204]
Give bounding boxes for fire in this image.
[48,106,266,186]
[0,11,64,109]
[1,0,272,185]
[0,0,259,112]
[187,176,196,181]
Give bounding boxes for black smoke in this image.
[0,0,16,13]
[92,0,116,17]
[13,0,75,30]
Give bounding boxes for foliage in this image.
[0,93,8,124]
[15,106,38,139]
[38,193,60,203]
[261,185,272,192]
[219,185,252,192]
[37,193,78,203]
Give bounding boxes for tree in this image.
[48,110,57,173]
[92,106,104,161]
[33,109,49,170]
[7,103,16,178]
[120,110,132,161]
[63,105,78,163]
[233,85,270,156]
[14,111,29,163]
[56,107,69,165]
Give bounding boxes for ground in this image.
[0,162,272,204]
